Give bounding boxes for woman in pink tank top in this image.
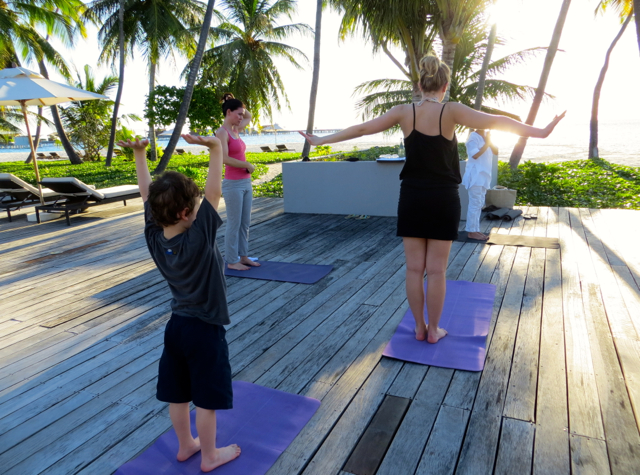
[216,93,260,271]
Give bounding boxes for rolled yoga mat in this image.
[115,381,321,475]
[456,231,560,249]
[383,280,497,371]
[225,260,333,284]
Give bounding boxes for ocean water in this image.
[2,120,638,167]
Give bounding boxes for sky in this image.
[41,0,640,135]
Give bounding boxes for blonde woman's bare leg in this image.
[403,237,428,340]
[425,239,453,343]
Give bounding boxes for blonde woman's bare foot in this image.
[240,257,261,267]
[414,323,427,341]
[201,444,241,472]
[228,262,250,271]
[468,232,489,241]
[427,327,448,344]
[177,437,201,462]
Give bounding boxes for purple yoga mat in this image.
[224,260,333,284]
[383,280,496,372]
[115,381,320,475]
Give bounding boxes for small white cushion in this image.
[100,185,140,199]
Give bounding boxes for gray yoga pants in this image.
[222,178,252,263]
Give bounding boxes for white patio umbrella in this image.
[0,67,108,204]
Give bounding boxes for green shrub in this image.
[498,158,640,210]
[253,173,283,197]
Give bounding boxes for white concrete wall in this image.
[283,155,498,219]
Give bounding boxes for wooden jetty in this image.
[0,198,639,474]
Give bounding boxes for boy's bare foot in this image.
[239,257,261,267]
[177,437,201,462]
[427,327,448,344]
[468,232,489,240]
[201,444,241,472]
[228,262,250,271]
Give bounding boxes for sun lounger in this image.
[36,177,140,226]
[176,149,186,155]
[0,173,59,221]
[276,144,295,152]
[260,146,275,153]
[36,152,51,159]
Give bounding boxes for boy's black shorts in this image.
[157,314,233,410]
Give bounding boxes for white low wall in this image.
[283,155,498,219]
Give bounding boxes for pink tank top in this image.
[222,126,249,180]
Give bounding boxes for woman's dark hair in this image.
[221,93,244,116]
[148,171,200,227]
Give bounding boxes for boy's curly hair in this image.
[148,171,200,227]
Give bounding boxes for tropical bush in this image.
[498,159,640,209]
[253,173,283,197]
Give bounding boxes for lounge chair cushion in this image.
[0,173,57,198]
[41,178,139,201]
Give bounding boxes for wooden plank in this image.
[376,367,453,475]
[494,418,535,475]
[342,395,410,475]
[414,405,469,475]
[533,248,570,475]
[570,435,611,475]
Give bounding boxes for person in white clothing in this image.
[463,130,498,240]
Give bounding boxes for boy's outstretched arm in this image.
[117,139,151,201]
[181,134,223,210]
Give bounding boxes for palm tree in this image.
[474,22,497,110]
[434,0,492,101]
[154,0,217,174]
[197,0,312,121]
[352,22,548,125]
[301,0,324,159]
[0,0,87,164]
[590,5,633,158]
[508,0,572,169]
[598,0,638,54]
[86,0,205,164]
[332,0,438,102]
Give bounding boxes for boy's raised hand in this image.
[117,138,149,149]
[181,134,220,148]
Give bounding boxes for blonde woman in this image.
[300,55,564,344]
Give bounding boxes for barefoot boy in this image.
[462,129,498,241]
[118,136,240,472]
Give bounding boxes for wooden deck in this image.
[0,198,639,475]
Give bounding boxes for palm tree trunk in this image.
[441,38,456,102]
[154,0,217,174]
[106,0,126,167]
[509,0,572,169]
[474,23,497,111]
[25,106,42,164]
[148,61,157,161]
[38,61,83,165]
[634,0,640,55]
[302,0,323,159]
[590,14,631,159]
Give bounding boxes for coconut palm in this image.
[508,0,572,169]
[301,0,324,159]
[332,0,438,102]
[434,0,492,101]
[590,4,633,158]
[353,22,549,127]
[85,0,205,164]
[154,0,217,174]
[598,0,638,54]
[196,0,312,121]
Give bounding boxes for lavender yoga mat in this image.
[225,260,333,284]
[383,280,496,372]
[115,381,320,475]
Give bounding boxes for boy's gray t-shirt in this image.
[144,198,230,325]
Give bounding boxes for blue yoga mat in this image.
[383,280,496,372]
[225,260,333,284]
[115,381,320,475]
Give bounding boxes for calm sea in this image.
[3,120,638,167]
